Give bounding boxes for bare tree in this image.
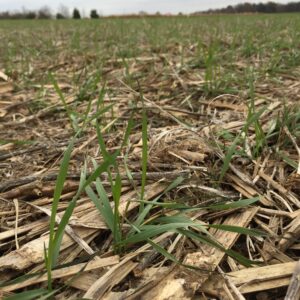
[57,4,70,19]
[37,6,52,19]
[21,7,36,19]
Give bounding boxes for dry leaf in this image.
[0,70,9,81]
[0,82,13,94]
[0,108,7,117]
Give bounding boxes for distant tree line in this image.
[197,1,300,14]
[2,1,299,19]
[0,6,51,19]
[0,6,102,20]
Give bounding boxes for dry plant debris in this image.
[0,15,300,300]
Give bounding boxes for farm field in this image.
[0,14,300,299]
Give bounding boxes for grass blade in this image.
[130,176,184,233]
[4,289,49,300]
[219,133,241,182]
[49,72,76,131]
[140,94,148,210]
[47,138,74,290]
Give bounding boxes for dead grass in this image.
[0,15,300,300]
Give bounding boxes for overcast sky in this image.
[0,0,291,15]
